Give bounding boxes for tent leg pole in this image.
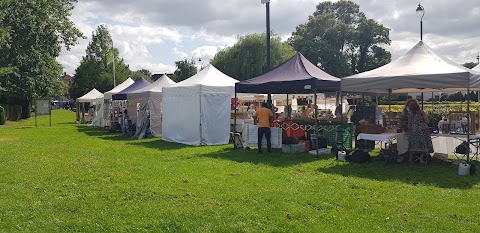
[234,92,237,149]
[467,86,471,162]
[315,90,318,156]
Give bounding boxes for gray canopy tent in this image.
[342,41,480,161]
[128,74,176,139]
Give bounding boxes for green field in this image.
[0,110,479,232]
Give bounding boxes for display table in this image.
[242,124,282,149]
[274,120,353,148]
[357,133,408,154]
[431,134,480,160]
[358,133,480,160]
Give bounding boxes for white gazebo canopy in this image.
[341,41,480,93]
[103,78,135,99]
[77,88,103,103]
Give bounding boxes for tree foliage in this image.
[0,0,83,118]
[131,69,152,81]
[462,62,477,69]
[288,0,391,78]
[71,25,131,99]
[169,58,197,82]
[211,33,296,81]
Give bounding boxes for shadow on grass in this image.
[76,125,192,150]
[126,139,194,151]
[317,157,480,189]
[198,147,328,168]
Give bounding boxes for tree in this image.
[131,69,152,81]
[211,33,296,81]
[462,62,477,69]
[170,58,197,82]
[288,0,391,78]
[71,25,131,99]
[0,0,83,118]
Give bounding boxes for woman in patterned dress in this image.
[407,101,434,162]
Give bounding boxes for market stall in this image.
[162,64,238,146]
[76,88,103,123]
[101,78,135,128]
[127,74,175,139]
[342,41,480,161]
[235,52,343,154]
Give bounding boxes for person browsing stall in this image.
[253,102,274,154]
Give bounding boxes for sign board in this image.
[254,95,265,102]
[35,99,51,116]
[35,98,52,127]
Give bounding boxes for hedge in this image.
[0,104,22,122]
[0,105,5,125]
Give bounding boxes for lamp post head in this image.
[261,0,270,4]
[416,3,425,18]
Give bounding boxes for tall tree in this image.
[211,33,296,81]
[0,0,83,118]
[71,25,131,99]
[170,58,197,82]
[288,0,391,78]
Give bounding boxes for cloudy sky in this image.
[57,0,480,75]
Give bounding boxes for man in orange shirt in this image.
[253,102,274,153]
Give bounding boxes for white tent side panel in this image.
[162,85,233,146]
[149,94,163,137]
[200,92,231,145]
[162,89,201,145]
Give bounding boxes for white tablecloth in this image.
[242,124,282,149]
[357,133,408,154]
[358,132,480,156]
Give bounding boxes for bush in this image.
[0,104,9,120]
[11,105,22,121]
[0,106,5,125]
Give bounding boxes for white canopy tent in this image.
[77,89,103,103]
[95,78,135,128]
[128,74,176,138]
[473,63,480,72]
[342,41,480,161]
[162,64,238,146]
[342,41,480,93]
[76,88,104,123]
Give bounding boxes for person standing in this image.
[253,102,273,154]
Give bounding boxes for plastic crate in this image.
[282,143,306,153]
[309,148,331,155]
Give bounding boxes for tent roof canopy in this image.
[169,64,238,88]
[473,63,480,72]
[77,88,103,103]
[112,78,151,100]
[235,52,340,94]
[341,41,480,93]
[104,78,135,99]
[128,74,176,99]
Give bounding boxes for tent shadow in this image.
[198,147,324,167]
[76,125,135,141]
[317,159,480,189]
[126,139,193,151]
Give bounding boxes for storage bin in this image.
[282,143,306,153]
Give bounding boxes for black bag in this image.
[455,141,470,155]
[470,163,476,176]
[346,150,371,163]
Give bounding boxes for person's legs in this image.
[265,128,271,152]
[258,128,264,153]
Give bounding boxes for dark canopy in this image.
[112,78,151,100]
[235,53,340,94]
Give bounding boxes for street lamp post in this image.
[416,3,425,41]
[416,3,425,109]
[261,0,272,105]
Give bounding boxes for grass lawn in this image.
[1,110,479,232]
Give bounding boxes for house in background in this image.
[60,72,74,99]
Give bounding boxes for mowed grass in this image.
[0,110,479,232]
